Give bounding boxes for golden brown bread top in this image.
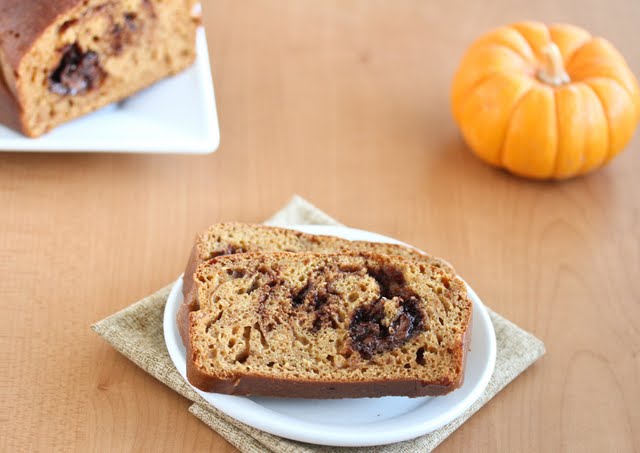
[0,1,84,70]
[187,251,471,398]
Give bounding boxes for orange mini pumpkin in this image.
[451,21,640,179]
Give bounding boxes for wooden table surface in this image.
[2,1,639,451]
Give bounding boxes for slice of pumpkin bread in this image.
[187,251,471,398]
[179,222,454,344]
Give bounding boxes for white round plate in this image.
[164,225,496,447]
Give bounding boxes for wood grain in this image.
[1,1,639,451]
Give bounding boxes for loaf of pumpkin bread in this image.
[187,251,471,398]
[0,0,199,136]
[178,222,455,344]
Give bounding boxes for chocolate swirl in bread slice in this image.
[179,222,454,344]
[187,252,471,398]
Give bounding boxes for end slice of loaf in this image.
[179,222,455,343]
[187,251,471,398]
[0,0,199,136]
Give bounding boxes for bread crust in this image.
[0,71,22,133]
[0,1,81,71]
[182,239,201,303]
[178,239,201,342]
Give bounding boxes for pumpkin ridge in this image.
[586,76,639,115]
[497,85,534,166]
[483,43,531,63]
[456,71,523,111]
[549,24,592,58]
[506,26,537,60]
[566,38,640,107]
[508,23,551,59]
[551,89,562,178]
[476,30,536,63]
[581,75,640,120]
[582,81,613,165]
[558,36,593,70]
[452,44,531,106]
[564,37,596,69]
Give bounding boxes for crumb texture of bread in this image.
[0,0,199,136]
[187,252,471,398]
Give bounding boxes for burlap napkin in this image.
[92,195,545,452]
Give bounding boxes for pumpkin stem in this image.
[537,43,570,86]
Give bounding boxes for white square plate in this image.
[0,28,219,154]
